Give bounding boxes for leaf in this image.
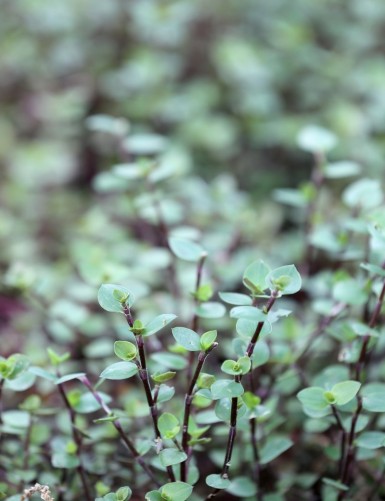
[172,327,201,351]
[168,237,206,262]
[123,133,168,155]
[324,161,361,179]
[297,124,337,153]
[72,392,111,414]
[243,260,271,294]
[332,279,367,306]
[144,314,177,337]
[159,448,187,467]
[219,292,252,306]
[56,373,86,385]
[196,302,226,319]
[158,413,180,439]
[211,380,244,400]
[221,360,242,376]
[331,381,361,406]
[227,476,257,497]
[297,387,329,411]
[154,384,175,403]
[206,474,230,489]
[259,436,293,464]
[151,353,187,370]
[322,478,348,492]
[200,330,217,351]
[267,265,302,295]
[51,452,80,469]
[116,486,132,501]
[145,492,162,501]
[151,371,176,383]
[114,341,137,361]
[343,178,383,210]
[98,284,134,313]
[230,306,267,322]
[100,362,138,380]
[356,431,385,449]
[160,482,193,501]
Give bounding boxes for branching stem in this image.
[180,343,218,482]
[80,376,160,487]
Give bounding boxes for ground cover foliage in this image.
[1,1,385,500]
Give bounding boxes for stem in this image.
[180,344,217,482]
[355,278,385,381]
[331,405,346,478]
[246,291,278,358]
[206,377,239,500]
[79,376,160,487]
[302,151,325,276]
[57,381,92,501]
[187,254,207,381]
[124,303,175,482]
[249,418,263,501]
[336,277,385,498]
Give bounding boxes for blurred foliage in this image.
[1,1,385,500]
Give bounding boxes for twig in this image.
[57,380,92,501]
[79,376,160,487]
[180,343,218,482]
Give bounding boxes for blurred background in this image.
[1,0,385,313]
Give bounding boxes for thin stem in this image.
[79,376,160,487]
[57,381,92,501]
[249,418,263,501]
[246,291,278,358]
[355,278,385,381]
[124,303,175,482]
[180,344,218,482]
[206,377,239,500]
[331,405,346,478]
[302,151,325,276]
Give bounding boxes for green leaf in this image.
[98,284,134,313]
[361,384,385,412]
[56,373,86,385]
[242,391,261,409]
[151,371,176,383]
[219,292,252,306]
[356,432,385,449]
[151,353,187,370]
[194,284,213,302]
[211,380,244,400]
[197,373,216,389]
[259,436,293,464]
[158,413,180,439]
[206,474,230,489]
[330,381,361,406]
[196,302,226,319]
[297,125,337,153]
[297,387,329,411]
[155,384,175,403]
[267,265,302,295]
[144,314,177,337]
[172,327,201,351]
[230,306,267,322]
[237,356,251,375]
[169,237,206,262]
[160,481,193,501]
[114,341,137,361]
[100,362,138,380]
[200,330,217,351]
[52,451,80,469]
[145,492,162,501]
[322,478,348,492]
[324,161,361,179]
[332,279,367,306]
[116,487,132,501]
[47,348,70,366]
[343,178,383,210]
[243,260,271,294]
[221,360,242,376]
[72,392,111,414]
[159,448,188,467]
[227,476,257,497]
